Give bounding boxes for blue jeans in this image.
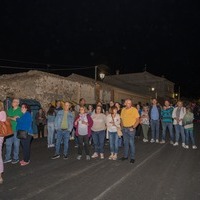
[162,122,174,142]
[174,124,185,143]
[185,129,195,145]
[55,130,70,156]
[150,119,160,140]
[123,128,136,159]
[47,122,55,146]
[92,130,106,153]
[109,131,119,154]
[118,137,123,147]
[5,131,20,161]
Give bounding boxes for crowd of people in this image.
[0,97,199,184]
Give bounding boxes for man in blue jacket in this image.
[51,101,74,160]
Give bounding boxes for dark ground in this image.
[0,124,200,200]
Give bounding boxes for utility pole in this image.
[178,86,181,100]
[95,65,98,83]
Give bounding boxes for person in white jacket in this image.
[106,106,121,160]
[172,100,186,148]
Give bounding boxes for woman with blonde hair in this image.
[0,101,6,183]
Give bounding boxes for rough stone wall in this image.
[0,74,37,100]
[0,70,111,111]
[34,76,79,110]
[0,71,80,111]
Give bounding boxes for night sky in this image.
[0,1,199,98]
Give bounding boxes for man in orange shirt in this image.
[120,98,140,163]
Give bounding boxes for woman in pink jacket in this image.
[0,101,7,184]
[74,106,93,160]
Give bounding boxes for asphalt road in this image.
[0,124,200,200]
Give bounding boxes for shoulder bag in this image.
[0,118,13,137]
[111,115,123,137]
[17,130,28,139]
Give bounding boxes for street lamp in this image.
[151,87,157,99]
[99,72,105,80]
[95,65,105,82]
[94,65,105,102]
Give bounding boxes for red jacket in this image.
[74,114,93,137]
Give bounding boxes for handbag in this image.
[111,115,123,137]
[117,127,123,137]
[17,130,28,139]
[0,118,13,137]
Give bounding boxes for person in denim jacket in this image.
[149,98,162,143]
[51,101,74,160]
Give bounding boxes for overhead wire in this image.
[0,58,95,71]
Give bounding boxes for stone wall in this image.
[34,75,79,110]
[0,70,151,110]
[0,71,81,111]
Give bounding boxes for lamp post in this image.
[95,65,98,83]
[94,65,105,102]
[95,65,105,82]
[151,87,157,99]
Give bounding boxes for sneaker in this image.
[51,154,60,159]
[182,143,187,148]
[130,159,135,164]
[3,159,12,164]
[63,155,68,160]
[143,138,148,142]
[20,161,30,166]
[185,145,189,149]
[192,145,197,149]
[20,160,24,164]
[86,155,90,160]
[173,142,179,146]
[156,139,159,143]
[112,154,117,160]
[160,140,165,144]
[150,139,155,143]
[120,157,128,161]
[77,155,82,160]
[170,141,174,145]
[11,159,19,164]
[91,152,98,158]
[108,154,114,160]
[100,153,104,159]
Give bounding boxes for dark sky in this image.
[0,0,199,98]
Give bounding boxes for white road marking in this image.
[93,144,166,200]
